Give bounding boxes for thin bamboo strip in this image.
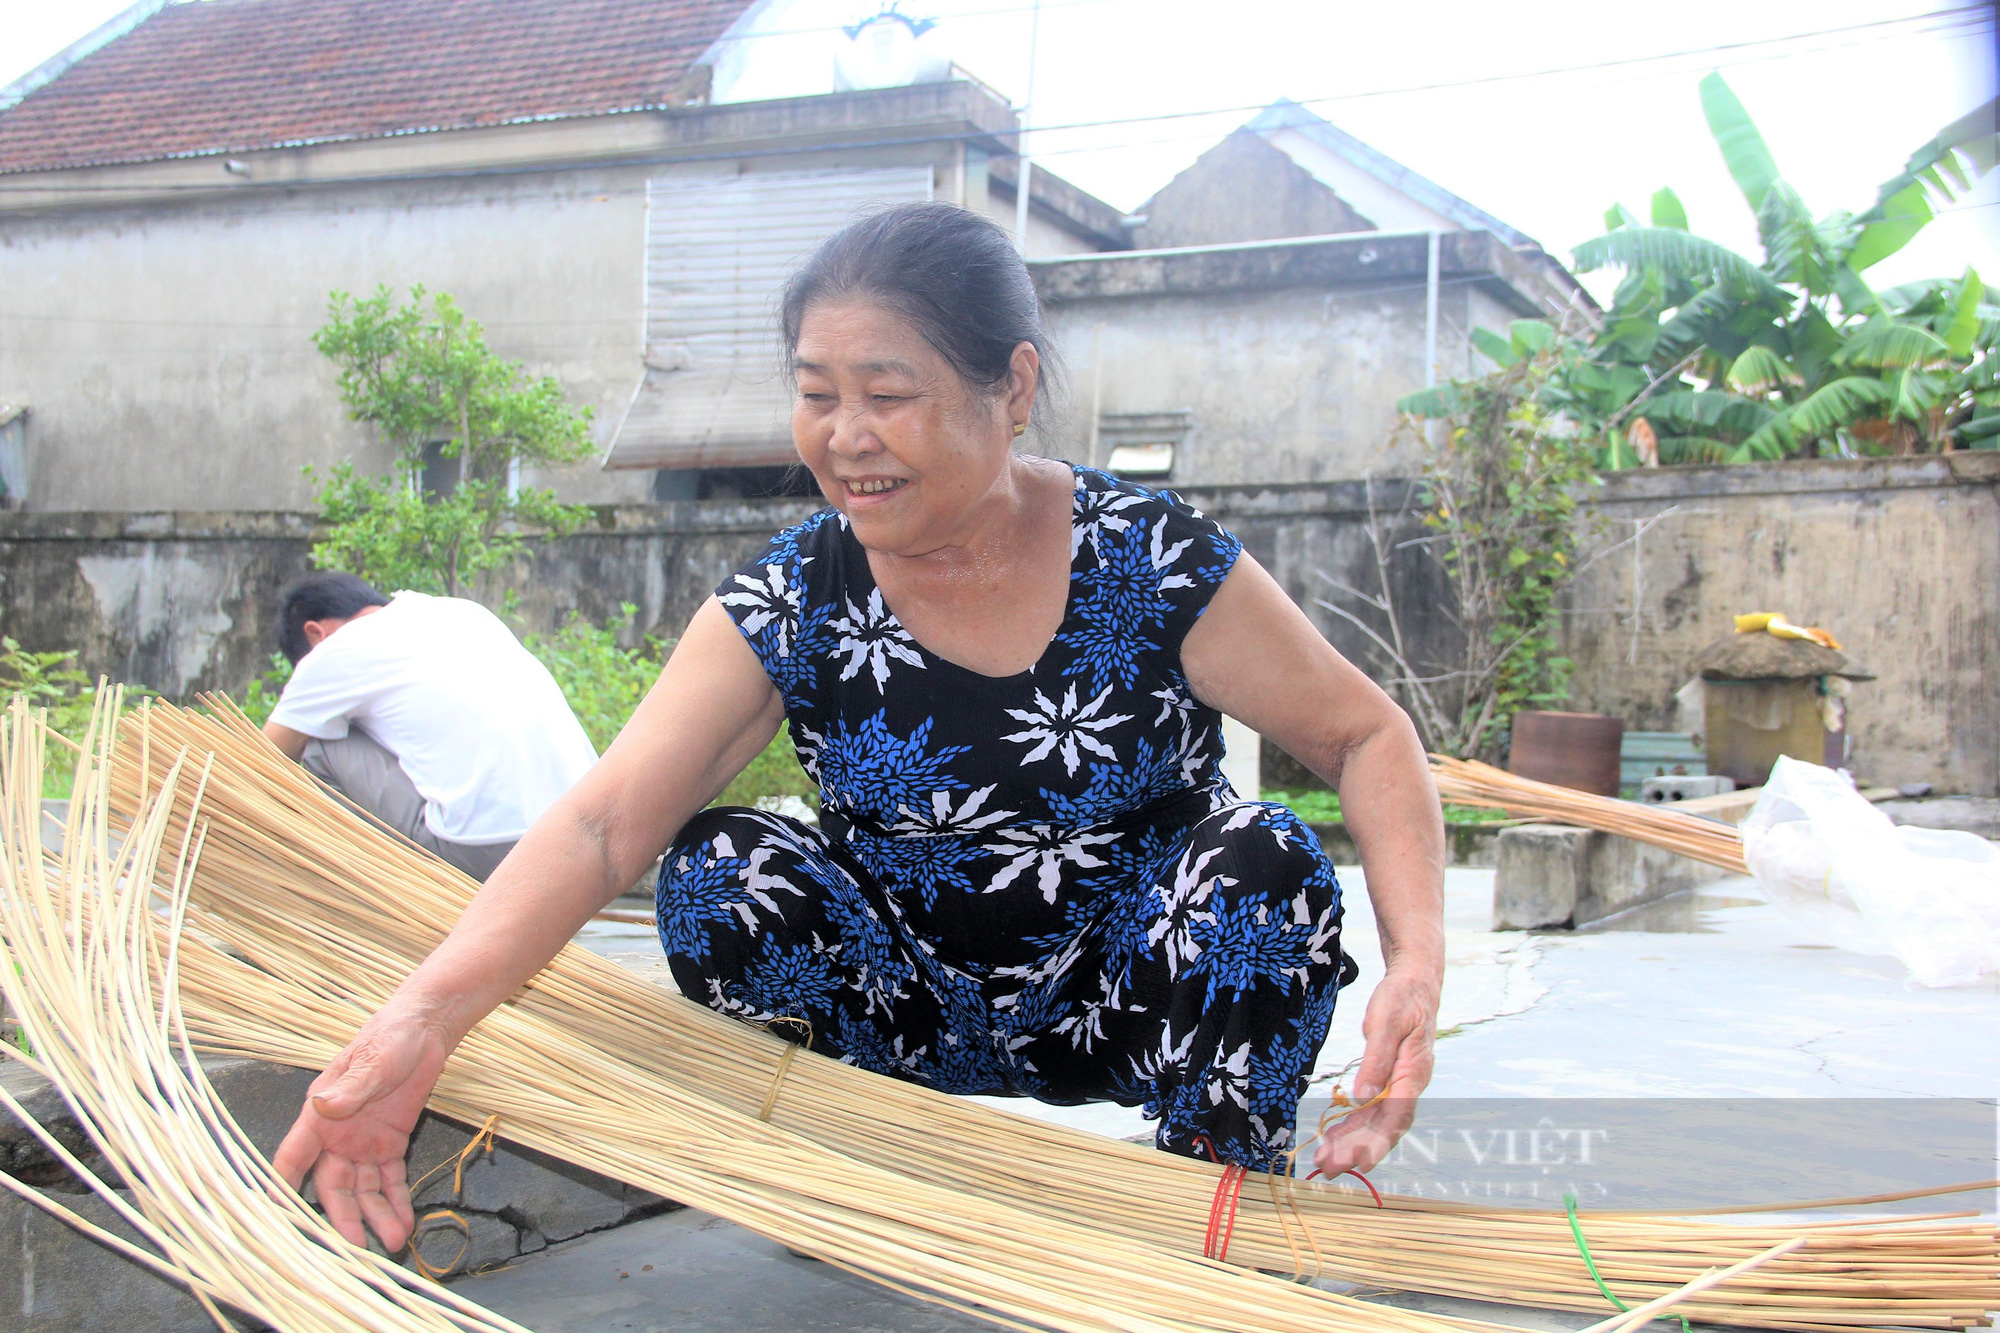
[137,700,2000,1320]
[1578,1239,1808,1333]
[77,702,2000,1330]
[1429,755,1751,873]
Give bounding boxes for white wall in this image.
[1,130,974,511]
[1,165,656,511]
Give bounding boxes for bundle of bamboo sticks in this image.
[10,699,1995,1332]
[1430,756,1751,874]
[0,698,535,1333]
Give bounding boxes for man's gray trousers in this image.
[300,729,516,882]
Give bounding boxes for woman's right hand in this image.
[272,1012,453,1251]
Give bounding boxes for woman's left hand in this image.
[1313,962,1439,1178]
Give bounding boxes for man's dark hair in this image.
[277,572,388,663]
[780,201,1064,423]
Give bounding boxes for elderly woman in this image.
[276,202,1444,1253]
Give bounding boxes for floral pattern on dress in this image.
[658,465,1358,1167]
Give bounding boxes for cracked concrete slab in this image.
[453,1207,989,1332]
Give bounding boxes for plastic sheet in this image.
[1741,757,2000,987]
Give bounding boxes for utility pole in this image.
[1013,0,1042,254]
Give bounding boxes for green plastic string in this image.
[1564,1192,1693,1333]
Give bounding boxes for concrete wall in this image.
[1558,453,2000,798]
[1040,281,1445,484]
[0,82,1120,515]
[1029,230,1579,488]
[1124,130,1375,250]
[0,499,823,698]
[3,162,655,512]
[5,455,1991,793]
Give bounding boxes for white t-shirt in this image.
[269,592,597,844]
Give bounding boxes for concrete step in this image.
[1490,824,1730,931]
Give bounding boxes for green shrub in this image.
[1265,789,1513,826]
[308,286,597,600]
[0,638,96,740]
[238,653,294,727]
[521,604,815,812]
[1,638,105,799]
[716,727,818,813]
[523,605,667,755]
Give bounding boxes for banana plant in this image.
[1563,74,1998,463]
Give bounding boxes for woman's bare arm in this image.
[272,597,781,1248]
[380,598,781,1042]
[1181,551,1444,1176]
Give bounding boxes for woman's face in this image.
[791,298,1035,556]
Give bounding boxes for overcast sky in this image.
[5,0,1995,302]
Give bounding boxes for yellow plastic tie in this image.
[756,1017,814,1123]
[405,1112,501,1280]
[409,1210,471,1281]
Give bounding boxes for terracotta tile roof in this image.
[0,0,756,175]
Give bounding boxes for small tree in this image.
[1318,331,1608,763]
[310,286,596,597]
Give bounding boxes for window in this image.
[418,440,459,499]
[1097,410,1191,480]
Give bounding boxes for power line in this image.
[0,6,1987,196]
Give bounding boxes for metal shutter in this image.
[605,167,935,470]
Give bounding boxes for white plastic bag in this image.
[1740,756,2000,987]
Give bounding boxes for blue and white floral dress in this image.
[656,464,1357,1167]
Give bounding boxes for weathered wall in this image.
[4,455,1991,792]
[1039,282,1446,485]
[0,83,1109,515]
[0,500,818,697]
[1,163,654,512]
[1124,130,1375,250]
[0,512,316,698]
[1029,230,1576,488]
[1556,453,2000,798]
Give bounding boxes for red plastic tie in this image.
[1305,1165,1384,1207]
[1205,1164,1248,1262]
[1187,1135,1250,1262]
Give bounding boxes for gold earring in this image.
[1013,422,1028,437]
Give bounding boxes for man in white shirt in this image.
[260,572,598,881]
